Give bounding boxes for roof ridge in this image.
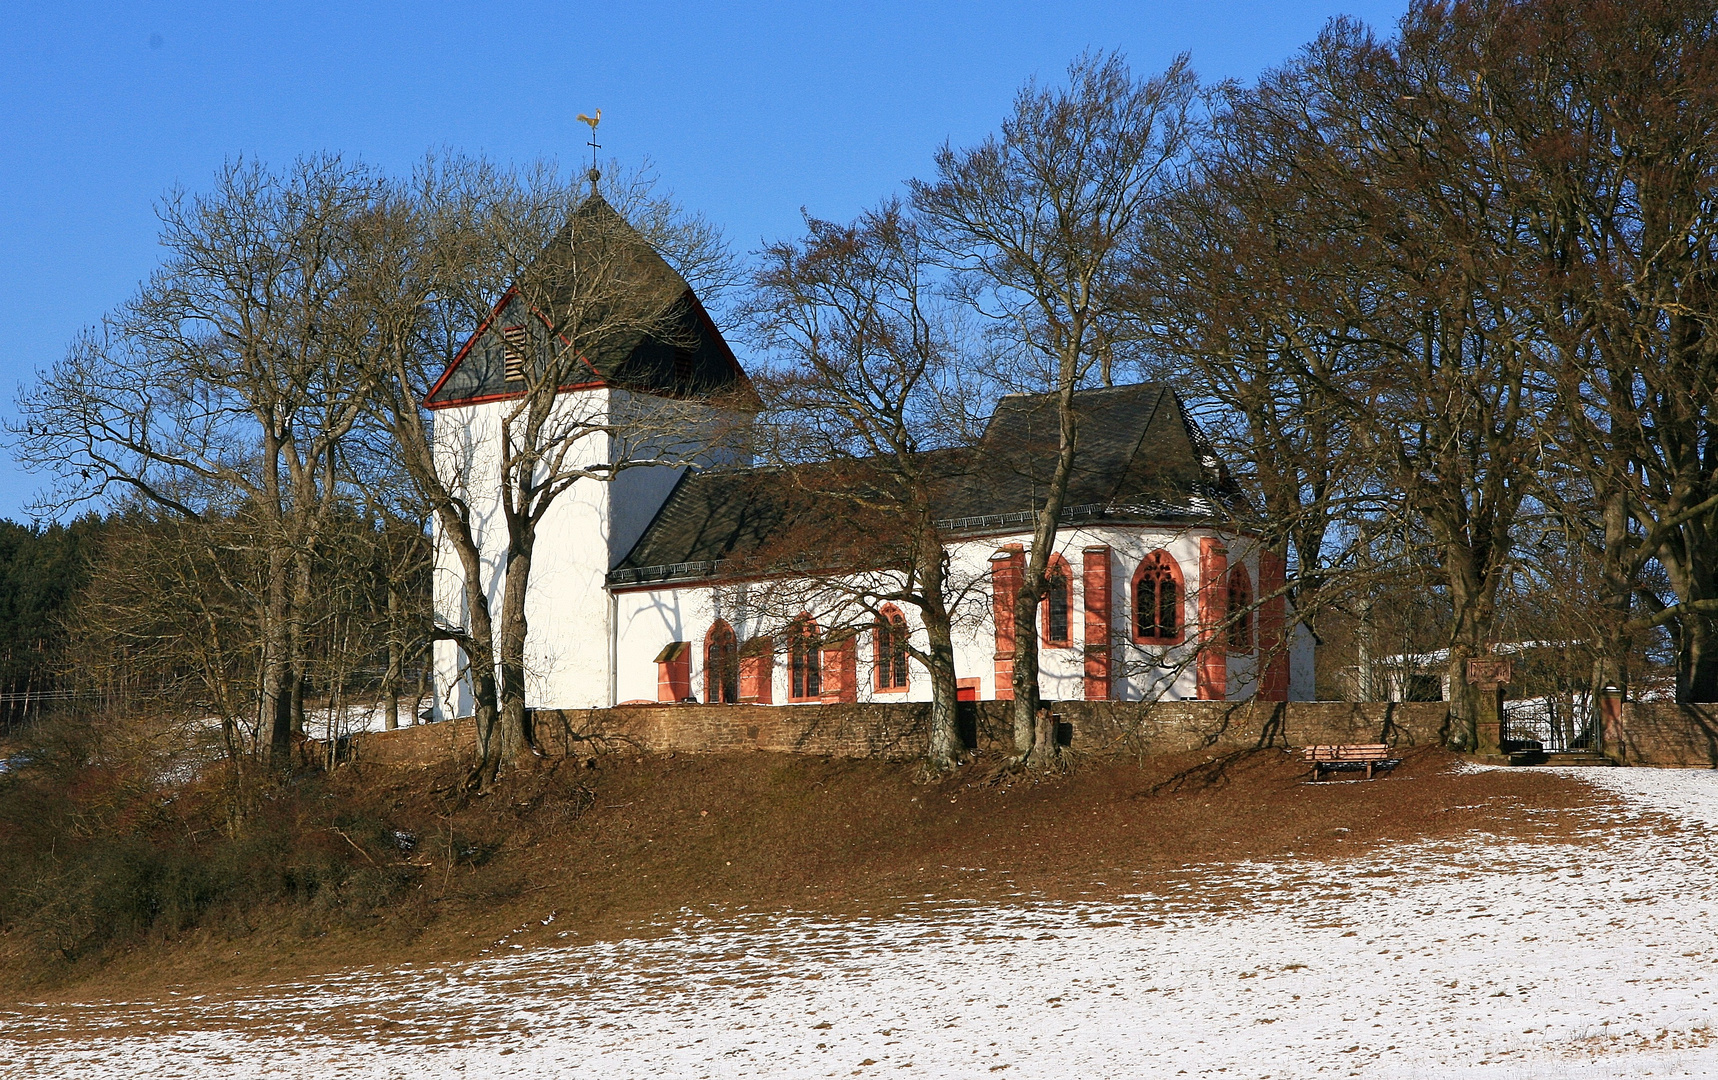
[994,380,1167,401]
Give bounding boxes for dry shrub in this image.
[0,712,423,974]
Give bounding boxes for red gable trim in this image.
[424,285,612,410]
[427,285,755,412]
[423,286,515,407]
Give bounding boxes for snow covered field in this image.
[7,765,1718,1079]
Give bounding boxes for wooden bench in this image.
[1303,744,1398,782]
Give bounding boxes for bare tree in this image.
[14,156,380,764]
[344,157,743,789]
[911,52,1199,761]
[329,158,509,785]
[1150,20,1556,747]
[64,506,264,763]
[1132,75,1372,672]
[1435,0,1718,703]
[747,202,983,769]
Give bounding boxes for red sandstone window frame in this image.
[874,604,911,693]
[1133,550,1185,645]
[705,620,739,704]
[1227,563,1255,653]
[789,615,823,701]
[1041,554,1074,648]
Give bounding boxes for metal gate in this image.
[1503,694,1599,753]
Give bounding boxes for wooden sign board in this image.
[1465,657,1513,688]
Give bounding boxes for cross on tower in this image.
[576,109,602,188]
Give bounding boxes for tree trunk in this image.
[920,576,962,769]
[1682,523,1718,703]
[289,545,313,738]
[1009,359,1083,763]
[260,423,298,765]
[1658,530,1718,703]
[1590,483,1633,712]
[263,543,296,765]
[1010,587,1043,757]
[1034,703,1059,758]
[925,630,962,770]
[1678,613,1718,704]
[1354,593,1375,702]
[1444,645,1479,753]
[1441,557,1495,753]
[460,556,503,789]
[384,585,402,731]
[475,533,535,789]
[918,539,962,770]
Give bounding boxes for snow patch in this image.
[8,767,1718,1078]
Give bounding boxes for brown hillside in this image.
[0,745,1605,1004]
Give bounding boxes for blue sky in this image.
[0,0,1408,522]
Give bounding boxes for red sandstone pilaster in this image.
[990,545,1025,700]
[1197,539,1228,701]
[1082,545,1113,700]
[739,641,773,704]
[821,637,858,703]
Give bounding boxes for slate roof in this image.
[609,383,1253,586]
[426,194,749,408]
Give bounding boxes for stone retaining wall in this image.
[1043,699,1449,755]
[1610,703,1718,767]
[348,699,1453,768]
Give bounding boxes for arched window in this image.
[1227,564,1254,653]
[789,615,822,700]
[1133,550,1184,644]
[875,605,910,691]
[705,620,738,704]
[1041,555,1073,647]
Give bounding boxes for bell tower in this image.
[426,193,753,718]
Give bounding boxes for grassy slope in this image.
[0,744,1602,1002]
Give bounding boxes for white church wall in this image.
[431,388,756,716]
[523,459,617,709]
[615,583,702,703]
[604,389,754,569]
[429,397,510,721]
[1099,525,1207,702]
[429,387,1285,717]
[606,522,1264,709]
[1289,620,1316,700]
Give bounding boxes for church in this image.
[425,197,1314,721]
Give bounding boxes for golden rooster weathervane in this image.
[577,108,602,188]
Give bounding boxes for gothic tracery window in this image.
[706,620,739,704]
[875,605,910,691]
[1134,550,1183,644]
[790,615,822,700]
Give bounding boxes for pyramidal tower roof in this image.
[426,193,750,408]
